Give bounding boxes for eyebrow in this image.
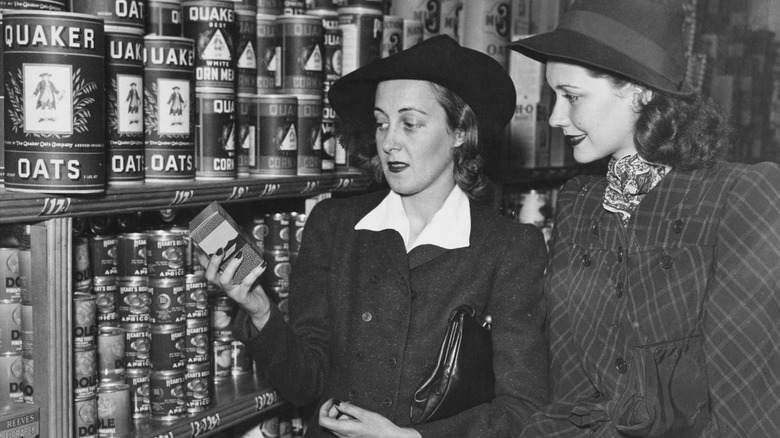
[373,106,430,116]
[551,83,580,92]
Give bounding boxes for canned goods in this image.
[147,0,183,36]
[122,323,151,369]
[251,94,298,176]
[236,93,255,176]
[0,353,23,403]
[73,293,97,350]
[125,368,151,418]
[105,27,146,184]
[20,303,32,358]
[337,6,383,75]
[94,277,119,325]
[251,216,269,253]
[344,0,385,8]
[149,369,187,420]
[3,11,106,194]
[289,212,306,254]
[306,0,339,11]
[231,339,253,375]
[73,236,93,293]
[182,0,237,90]
[381,15,403,58]
[278,14,324,94]
[185,363,211,413]
[0,300,21,355]
[390,0,441,40]
[146,230,187,278]
[185,318,211,365]
[21,355,33,404]
[195,88,237,180]
[74,346,98,399]
[89,235,118,277]
[264,212,291,251]
[321,94,338,172]
[461,0,510,68]
[262,250,292,299]
[402,19,424,49]
[150,323,186,370]
[294,94,323,175]
[308,9,342,83]
[97,326,125,383]
[97,383,131,437]
[185,273,209,319]
[257,0,284,15]
[149,277,186,324]
[212,338,232,379]
[236,7,258,94]
[283,0,305,15]
[73,0,145,29]
[116,233,147,279]
[143,35,196,182]
[74,396,99,438]
[256,13,282,92]
[259,415,280,438]
[117,279,150,324]
[17,248,30,304]
[210,295,238,341]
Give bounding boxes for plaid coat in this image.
[243,190,549,437]
[521,160,780,437]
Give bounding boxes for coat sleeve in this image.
[705,162,780,436]
[242,199,338,406]
[414,220,550,438]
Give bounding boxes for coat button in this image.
[388,357,397,368]
[369,275,379,284]
[381,398,393,408]
[615,357,628,374]
[660,255,673,269]
[615,282,624,298]
[674,219,684,234]
[617,246,624,263]
[582,253,591,266]
[591,223,599,235]
[361,312,372,322]
[348,390,359,401]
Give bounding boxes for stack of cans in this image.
[258,212,291,315]
[0,246,23,406]
[18,240,33,405]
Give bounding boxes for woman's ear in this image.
[453,129,465,148]
[633,87,654,107]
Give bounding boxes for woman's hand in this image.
[197,247,271,329]
[318,399,421,438]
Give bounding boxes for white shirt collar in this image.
[355,186,471,252]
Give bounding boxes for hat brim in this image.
[510,29,693,96]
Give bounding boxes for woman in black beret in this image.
[200,35,549,437]
[510,0,780,436]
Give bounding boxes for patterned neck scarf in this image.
[603,154,668,225]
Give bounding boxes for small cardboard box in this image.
[189,201,265,285]
[0,403,39,438]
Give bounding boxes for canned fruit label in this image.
[74,347,98,399]
[0,354,24,403]
[212,339,232,378]
[123,323,151,369]
[74,396,98,438]
[150,324,186,370]
[97,327,126,383]
[185,275,209,319]
[149,370,186,419]
[211,296,238,340]
[1,248,22,301]
[117,281,151,324]
[117,233,147,278]
[126,369,151,417]
[186,319,210,364]
[0,301,22,355]
[150,278,186,324]
[73,237,93,293]
[89,235,118,277]
[73,294,97,350]
[97,384,132,437]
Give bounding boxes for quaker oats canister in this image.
[0,1,66,11]
[278,14,324,95]
[235,6,257,94]
[182,0,237,90]
[3,11,106,193]
[251,94,297,176]
[256,13,281,93]
[147,0,183,37]
[72,0,146,29]
[294,94,322,175]
[195,88,237,180]
[236,92,255,176]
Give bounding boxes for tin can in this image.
[185,273,209,319]
[185,318,210,365]
[97,326,125,383]
[344,0,385,8]
[143,35,196,182]
[146,230,186,279]
[0,353,23,403]
[236,7,258,95]
[150,369,187,420]
[258,0,284,15]
[283,0,305,14]
[236,93,255,176]
[210,295,238,341]
[294,94,323,175]
[321,94,338,172]
[278,14,323,94]
[251,216,268,253]
[212,338,232,379]
[89,234,119,277]
[439,0,459,40]
[380,15,403,58]
[150,323,186,370]
[256,13,282,92]
[390,0,441,40]
[97,383,132,437]
[73,293,97,350]
[251,94,298,176]
[337,6,383,75]
[306,0,339,11]
[17,247,30,305]
[264,213,290,251]
[231,339,253,375]
[185,363,211,413]
[461,0,510,68]
[403,19,423,49]
[74,346,98,399]
[149,277,186,324]
[0,0,66,10]
[289,212,306,255]
[74,396,99,438]
[73,236,93,293]
[21,355,33,403]
[3,11,106,194]
[116,233,147,279]
[195,88,237,180]
[20,303,32,358]
[117,279,150,324]
[94,277,119,325]
[0,248,21,301]
[308,9,341,82]
[262,250,291,299]
[125,367,150,418]
[182,0,237,90]
[147,0,183,36]
[105,27,146,185]
[122,322,151,369]
[73,0,145,29]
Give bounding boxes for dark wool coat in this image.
[244,190,550,437]
[522,161,780,437]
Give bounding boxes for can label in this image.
[235,93,255,176]
[150,323,186,370]
[185,364,211,412]
[461,0,510,68]
[0,1,66,11]
[257,0,283,15]
[123,323,151,369]
[117,233,147,279]
[97,326,126,383]
[236,9,257,94]
[402,19,424,49]
[94,277,119,325]
[73,0,146,29]
[320,13,342,81]
[73,236,93,293]
[17,248,31,304]
[262,250,291,298]
[97,384,132,437]
[146,231,186,278]
[143,36,196,181]
[256,14,281,92]
[381,15,403,58]
[149,370,186,420]
[89,235,119,277]
[338,7,383,75]
[295,95,322,175]
[106,29,145,184]
[20,303,32,358]
[185,274,209,319]
[231,339,252,375]
[210,295,238,341]
[252,95,297,175]
[212,339,232,379]
[126,368,151,417]
[3,11,106,194]
[73,293,97,350]
[183,1,237,90]
[147,0,183,36]
[186,318,210,365]
[150,277,186,324]
[279,15,323,94]
[290,212,306,254]
[390,0,441,40]
[0,248,21,301]
[264,213,290,251]
[195,89,236,179]
[0,354,23,403]
[74,396,99,438]
[21,356,33,403]
[251,217,268,253]
[74,347,98,399]
[117,279,150,324]
[283,0,305,14]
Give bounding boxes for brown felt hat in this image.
[509,0,693,95]
[328,35,516,136]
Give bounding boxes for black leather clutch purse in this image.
[409,304,495,424]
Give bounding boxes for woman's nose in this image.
[379,127,401,153]
[548,100,568,129]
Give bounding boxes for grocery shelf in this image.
[133,372,284,438]
[492,162,608,185]
[0,171,372,224]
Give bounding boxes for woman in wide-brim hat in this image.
[510,0,780,436]
[199,35,550,437]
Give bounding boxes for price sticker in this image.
[190,413,221,437]
[40,197,72,216]
[335,178,353,190]
[255,390,279,412]
[300,180,320,194]
[170,190,194,206]
[258,183,280,198]
[227,185,251,201]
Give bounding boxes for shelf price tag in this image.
[300,180,319,194]
[255,390,279,412]
[335,177,353,190]
[258,183,281,198]
[190,413,221,437]
[40,197,72,216]
[227,185,251,201]
[170,190,195,206]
